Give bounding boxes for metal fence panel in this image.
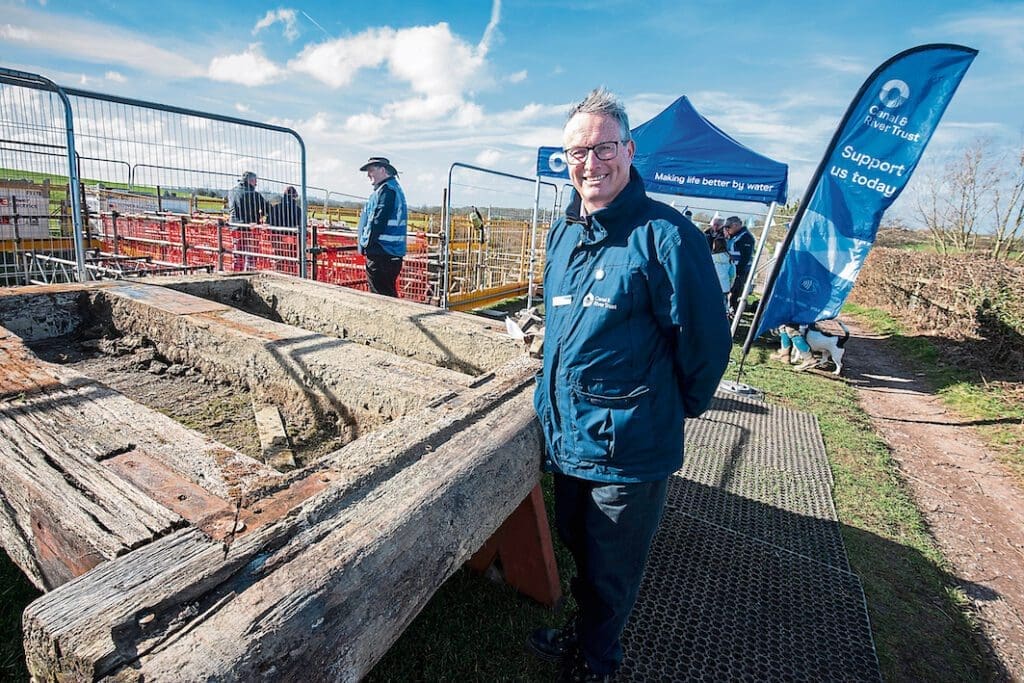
[444,164,558,310]
[1,67,308,284]
[0,69,86,285]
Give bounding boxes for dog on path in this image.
[777,320,850,375]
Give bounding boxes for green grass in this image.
[1,551,39,682]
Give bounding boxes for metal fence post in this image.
[180,216,188,265]
[217,218,225,272]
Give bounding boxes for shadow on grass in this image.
[1,550,40,682]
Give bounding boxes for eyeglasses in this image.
[563,140,626,165]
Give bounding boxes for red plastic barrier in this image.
[95,216,434,303]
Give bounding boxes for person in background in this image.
[528,87,730,682]
[268,186,302,228]
[356,157,408,297]
[724,215,755,313]
[229,171,268,225]
[704,215,725,249]
[711,236,735,311]
[228,170,267,270]
[470,206,487,244]
[772,324,813,363]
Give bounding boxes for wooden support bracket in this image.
[467,483,561,607]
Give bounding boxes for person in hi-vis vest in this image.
[356,157,408,297]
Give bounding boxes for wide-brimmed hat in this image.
[359,156,398,175]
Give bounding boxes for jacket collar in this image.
[565,167,646,245]
[374,175,396,190]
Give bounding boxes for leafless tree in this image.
[914,139,998,255]
[913,138,1024,261]
[989,141,1024,261]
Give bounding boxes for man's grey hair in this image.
[725,215,743,227]
[566,87,631,142]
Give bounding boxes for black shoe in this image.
[526,617,578,664]
[558,649,615,682]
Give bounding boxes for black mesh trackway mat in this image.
[673,393,846,570]
[617,392,881,682]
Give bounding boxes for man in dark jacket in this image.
[228,171,268,225]
[228,171,268,270]
[527,88,731,681]
[356,157,407,297]
[268,186,303,227]
[724,215,755,312]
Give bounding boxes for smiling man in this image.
[528,88,730,681]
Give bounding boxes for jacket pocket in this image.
[569,379,650,462]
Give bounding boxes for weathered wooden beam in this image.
[23,379,541,681]
[2,275,552,680]
[0,331,282,591]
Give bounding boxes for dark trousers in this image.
[365,255,403,297]
[729,270,749,310]
[553,473,668,675]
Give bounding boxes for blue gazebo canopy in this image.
[537,95,788,205]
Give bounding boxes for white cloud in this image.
[477,0,502,57]
[475,149,502,166]
[814,55,868,75]
[290,28,393,88]
[291,18,493,98]
[208,45,283,86]
[495,102,560,127]
[0,6,204,80]
[384,94,463,122]
[289,7,506,135]
[0,24,35,41]
[105,71,126,83]
[344,112,388,138]
[453,102,485,127]
[253,8,299,42]
[507,70,527,84]
[933,10,1024,61]
[235,102,250,113]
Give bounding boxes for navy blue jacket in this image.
[728,227,756,283]
[533,169,731,483]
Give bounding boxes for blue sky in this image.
[2,0,1022,213]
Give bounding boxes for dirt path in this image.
[841,321,1024,679]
